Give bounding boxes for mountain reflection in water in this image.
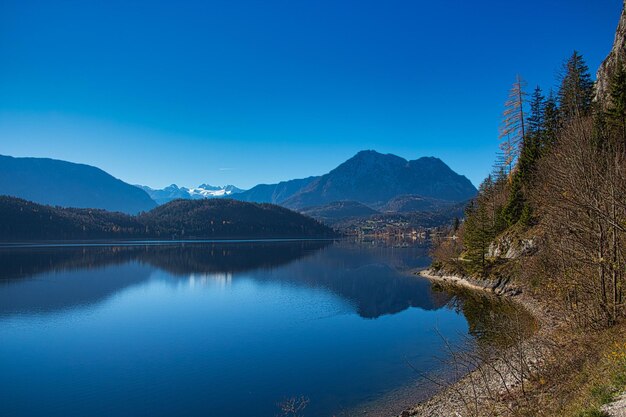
[0,240,450,318]
[0,240,528,417]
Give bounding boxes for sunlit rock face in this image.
[596,2,626,103]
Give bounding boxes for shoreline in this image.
[417,269,523,297]
[394,268,557,417]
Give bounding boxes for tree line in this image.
[0,196,337,240]
[432,51,626,328]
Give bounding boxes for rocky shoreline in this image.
[395,268,558,417]
[417,269,522,296]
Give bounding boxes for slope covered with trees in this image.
[433,47,625,326]
[0,196,337,240]
[426,5,626,415]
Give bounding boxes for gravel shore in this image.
[395,269,559,417]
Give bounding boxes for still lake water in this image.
[0,240,497,417]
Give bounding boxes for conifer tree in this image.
[517,86,544,187]
[606,63,626,139]
[527,86,545,138]
[463,183,496,277]
[559,51,594,121]
[502,172,524,227]
[542,91,560,149]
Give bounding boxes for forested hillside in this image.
[426,6,626,415]
[433,47,626,327]
[0,196,337,240]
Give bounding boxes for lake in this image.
[0,240,511,417]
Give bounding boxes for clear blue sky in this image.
[0,0,622,189]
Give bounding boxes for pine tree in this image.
[606,63,626,140]
[527,86,545,138]
[558,51,594,121]
[499,75,527,172]
[502,171,524,227]
[517,86,544,187]
[462,182,496,277]
[542,91,560,150]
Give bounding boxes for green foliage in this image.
[543,91,560,149]
[462,195,495,277]
[527,86,545,137]
[576,409,610,417]
[559,51,594,121]
[519,202,533,227]
[590,384,615,405]
[606,64,626,138]
[502,173,524,227]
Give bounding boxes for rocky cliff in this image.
[596,1,626,102]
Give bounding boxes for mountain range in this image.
[138,184,243,205]
[0,150,476,227]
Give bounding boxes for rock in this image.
[596,1,626,104]
[488,234,536,259]
[602,392,626,417]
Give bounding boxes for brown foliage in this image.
[534,117,626,328]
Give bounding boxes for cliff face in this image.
[596,1,626,102]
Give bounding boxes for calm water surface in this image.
[0,240,495,417]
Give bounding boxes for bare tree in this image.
[499,75,528,175]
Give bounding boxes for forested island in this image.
[0,196,337,240]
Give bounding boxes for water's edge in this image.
[396,268,550,417]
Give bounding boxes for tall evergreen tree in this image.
[462,195,495,278]
[527,86,545,138]
[542,91,560,149]
[501,171,525,227]
[606,63,626,140]
[517,86,544,187]
[558,51,594,121]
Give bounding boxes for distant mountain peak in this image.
[138,182,244,205]
[347,149,406,162]
[236,150,477,210]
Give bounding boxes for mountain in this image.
[235,176,318,204]
[0,155,156,214]
[267,151,476,209]
[137,184,190,204]
[285,151,476,209]
[236,151,475,210]
[380,194,457,213]
[299,201,380,225]
[190,184,243,197]
[139,183,244,205]
[0,196,337,241]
